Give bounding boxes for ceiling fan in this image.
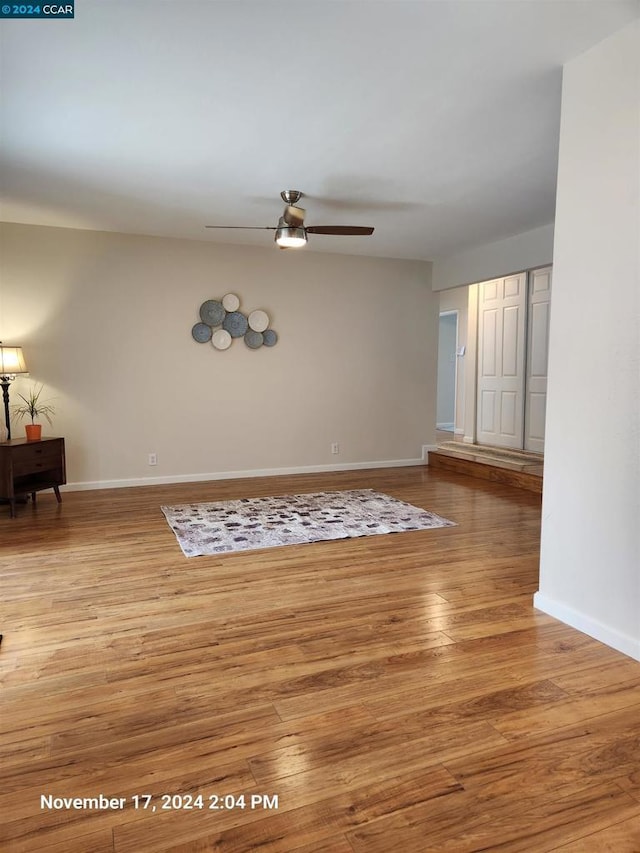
[205,190,375,249]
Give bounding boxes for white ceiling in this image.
[1,1,638,261]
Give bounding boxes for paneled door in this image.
[524,266,552,452]
[476,273,527,448]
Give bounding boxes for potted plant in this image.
[12,384,55,441]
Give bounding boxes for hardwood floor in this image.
[1,466,639,852]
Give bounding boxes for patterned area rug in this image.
[161,489,456,557]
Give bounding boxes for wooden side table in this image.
[0,437,66,518]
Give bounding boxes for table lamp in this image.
[0,343,29,440]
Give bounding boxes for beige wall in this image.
[0,223,437,487]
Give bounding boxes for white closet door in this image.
[476,273,527,448]
[524,266,552,452]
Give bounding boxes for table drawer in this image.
[11,442,63,476]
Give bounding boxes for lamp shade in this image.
[274,215,307,249]
[275,226,307,248]
[0,344,28,377]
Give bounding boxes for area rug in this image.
[161,489,456,557]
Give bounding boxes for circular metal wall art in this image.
[248,309,269,332]
[244,329,264,349]
[222,293,240,312]
[192,322,213,343]
[200,300,226,326]
[192,296,277,351]
[211,329,232,350]
[223,311,249,338]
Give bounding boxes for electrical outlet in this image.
[148,453,157,466]
[331,442,340,455]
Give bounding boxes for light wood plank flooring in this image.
[1,466,639,852]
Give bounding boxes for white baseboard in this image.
[64,457,425,492]
[422,444,438,462]
[462,435,475,444]
[533,592,640,662]
[436,422,454,431]
[454,428,465,435]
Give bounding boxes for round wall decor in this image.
[223,311,249,338]
[248,309,269,332]
[211,329,232,350]
[192,322,213,343]
[222,293,240,312]
[244,329,264,349]
[200,300,226,326]
[192,295,277,352]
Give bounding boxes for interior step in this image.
[428,443,543,494]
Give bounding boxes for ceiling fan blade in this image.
[205,225,277,230]
[283,205,305,227]
[305,226,374,236]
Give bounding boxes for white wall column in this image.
[535,21,640,660]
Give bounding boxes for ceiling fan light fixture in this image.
[206,191,373,248]
[275,224,307,248]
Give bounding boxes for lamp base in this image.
[1,379,11,441]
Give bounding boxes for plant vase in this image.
[25,424,42,441]
[12,384,55,441]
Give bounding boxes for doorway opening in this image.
[436,311,458,435]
